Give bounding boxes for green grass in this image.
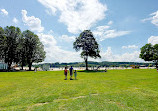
[0,69,158,111]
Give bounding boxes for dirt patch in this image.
[71,96,86,100]
[91,93,99,96]
[106,99,133,110]
[54,98,69,102]
[26,93,99,110]
[27,102,49,111]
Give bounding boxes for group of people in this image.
[64,66,77,80]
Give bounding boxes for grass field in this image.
[0,69,158,111]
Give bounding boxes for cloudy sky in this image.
[0,0,158,63]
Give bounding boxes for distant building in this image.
[0,62,8,70]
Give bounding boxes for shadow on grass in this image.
[64,79,78,80]
[0,69,35,72]
[78,70,106,73]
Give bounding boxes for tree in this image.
[0,26,21,70]
[140,43,158,68]
[73,30,101,70]
[153,44,158,68]
[17,35,27,70]
[0,27,6,61]
[22,30,46,70]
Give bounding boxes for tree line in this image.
[36,61,154,68]
[0,26,46,71]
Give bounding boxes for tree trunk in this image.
[21,64,23,70]
[85,57,88,70]
[8,62,11,71]
[28,62,32,71]
[155,60,158,69]
[21,57,24,70]
[21,58,26,70]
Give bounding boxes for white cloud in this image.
[37,0,107,34]
[61,35,76,42]
[13,17,18,24]
[142,10,158,27]
[122,45,138,49]
[93,25,131,41]
[100,47,142,62]
[38,33,57,48]
[101,47,114,61]
[148,36,158,45]
[141,18,152,22]
[48,30,54,34]
[21,10,44,32]
[107,21,113,25]
[150,11,158,27]
[45,9,52,16]
[96,25,110,31]
[1,9,8,16]
[38,33,82,63]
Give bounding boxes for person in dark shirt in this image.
[69,66,73,80]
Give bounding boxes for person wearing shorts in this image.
[64,67,68,80]
[74,70,77,79]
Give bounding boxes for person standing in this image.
[64,67,68,80]
[74,70,77,79]
[69,66,73,80]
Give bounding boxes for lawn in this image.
[0,69,158,111]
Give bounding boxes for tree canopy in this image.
[73,30,101,70]
[23,30,46,70]
[0,26,46,71]
[0,26,21,70]
[140,43,158,68]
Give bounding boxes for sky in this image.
[0,0,158,63]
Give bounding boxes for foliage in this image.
[0,26,21,70]
[17,34,27,70]
[140,43,158,68]
[0,26,46,71]
[0,27,5,61]
[73,30,101,70]
[22,30,46,70]
[153,44,158,62]
[140,44,154,61]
